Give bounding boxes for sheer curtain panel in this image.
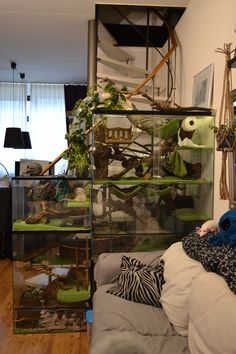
[0,83,27,175]
[27,84,68,174]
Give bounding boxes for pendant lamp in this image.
[4,127,24,148]
[3,62,24,148]
[21,131,32,149]
[3,64,32,149]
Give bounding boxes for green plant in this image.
[63,129,90,177]
[64,79,133,176]
[210,124,236,152]
[71,78,130,128]
[210,124,236,133]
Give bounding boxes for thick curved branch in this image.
[126,13,177,99]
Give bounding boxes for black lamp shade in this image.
[21,131,32,149]
[4,127,25,148]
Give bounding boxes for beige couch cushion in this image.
[188,272,236,354]
[91,284,190,354]
[160,242,205,336]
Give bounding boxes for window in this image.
[0,83,67,175]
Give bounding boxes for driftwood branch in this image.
[110,155,152,180]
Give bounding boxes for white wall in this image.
[96,0,236,220]
[175,0,236,220]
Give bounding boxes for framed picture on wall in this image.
[192,63,214,108]
[15,159,54,176]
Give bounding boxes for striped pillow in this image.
[107,255,165,307]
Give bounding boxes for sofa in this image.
[89,242,236,354]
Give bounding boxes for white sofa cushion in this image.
[188,272,236,354]
[92,284,176,336]
[91,284,190,354]
[160,242,205,336]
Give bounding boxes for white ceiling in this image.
[0,0,95,84]
[0,0,189,84]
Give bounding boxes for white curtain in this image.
[27,84,68,175]
[0,83,68,176]
[0,83,27,175]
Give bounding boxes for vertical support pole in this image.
[167,37,170,100]
[75,237,80,291]
[85,237,89,290]
[145,8,150,74]
[87,19,97,92]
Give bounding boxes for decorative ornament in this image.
[215,43,236,199]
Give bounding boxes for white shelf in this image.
[98,41,134,61]
[97,73,151,88]
[98,20,117,45]
[97,56,149,78]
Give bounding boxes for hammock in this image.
[110,184,172,201]
[110,184,143,201]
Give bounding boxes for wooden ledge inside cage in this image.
[105,126,133,144]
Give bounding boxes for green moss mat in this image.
[95,177,212,185]
[57,285,90,303]
[131,236,179,252]
[66,200,90,208]
[174,209,209,221]
[177,146,212,151]
[15,328,85,334]
[32,255,73,265]
[13,220,89,231]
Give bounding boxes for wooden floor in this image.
[0,259,89,354]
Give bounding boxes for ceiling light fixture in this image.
[21,131,32,149]
[3,62,24,148]
[18,72,32,149]
[3,63,31,149]
[4,127,24,148]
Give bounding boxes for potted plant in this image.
[63,79,133,177]
[63,129,90,178]
[211,124,236,152]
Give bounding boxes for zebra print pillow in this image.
[106,255,165,307]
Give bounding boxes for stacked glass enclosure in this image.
[11,109,215,332]
[12,176,92,333]
[91,109,215,255]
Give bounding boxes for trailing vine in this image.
[63,78,133,177]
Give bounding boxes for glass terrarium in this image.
[12,176,91,232]
[92,109,215,251]
[11,176,92,333]
[12,232,91,333]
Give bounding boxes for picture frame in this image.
[192,63,214,108]
[16,159,54,176]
